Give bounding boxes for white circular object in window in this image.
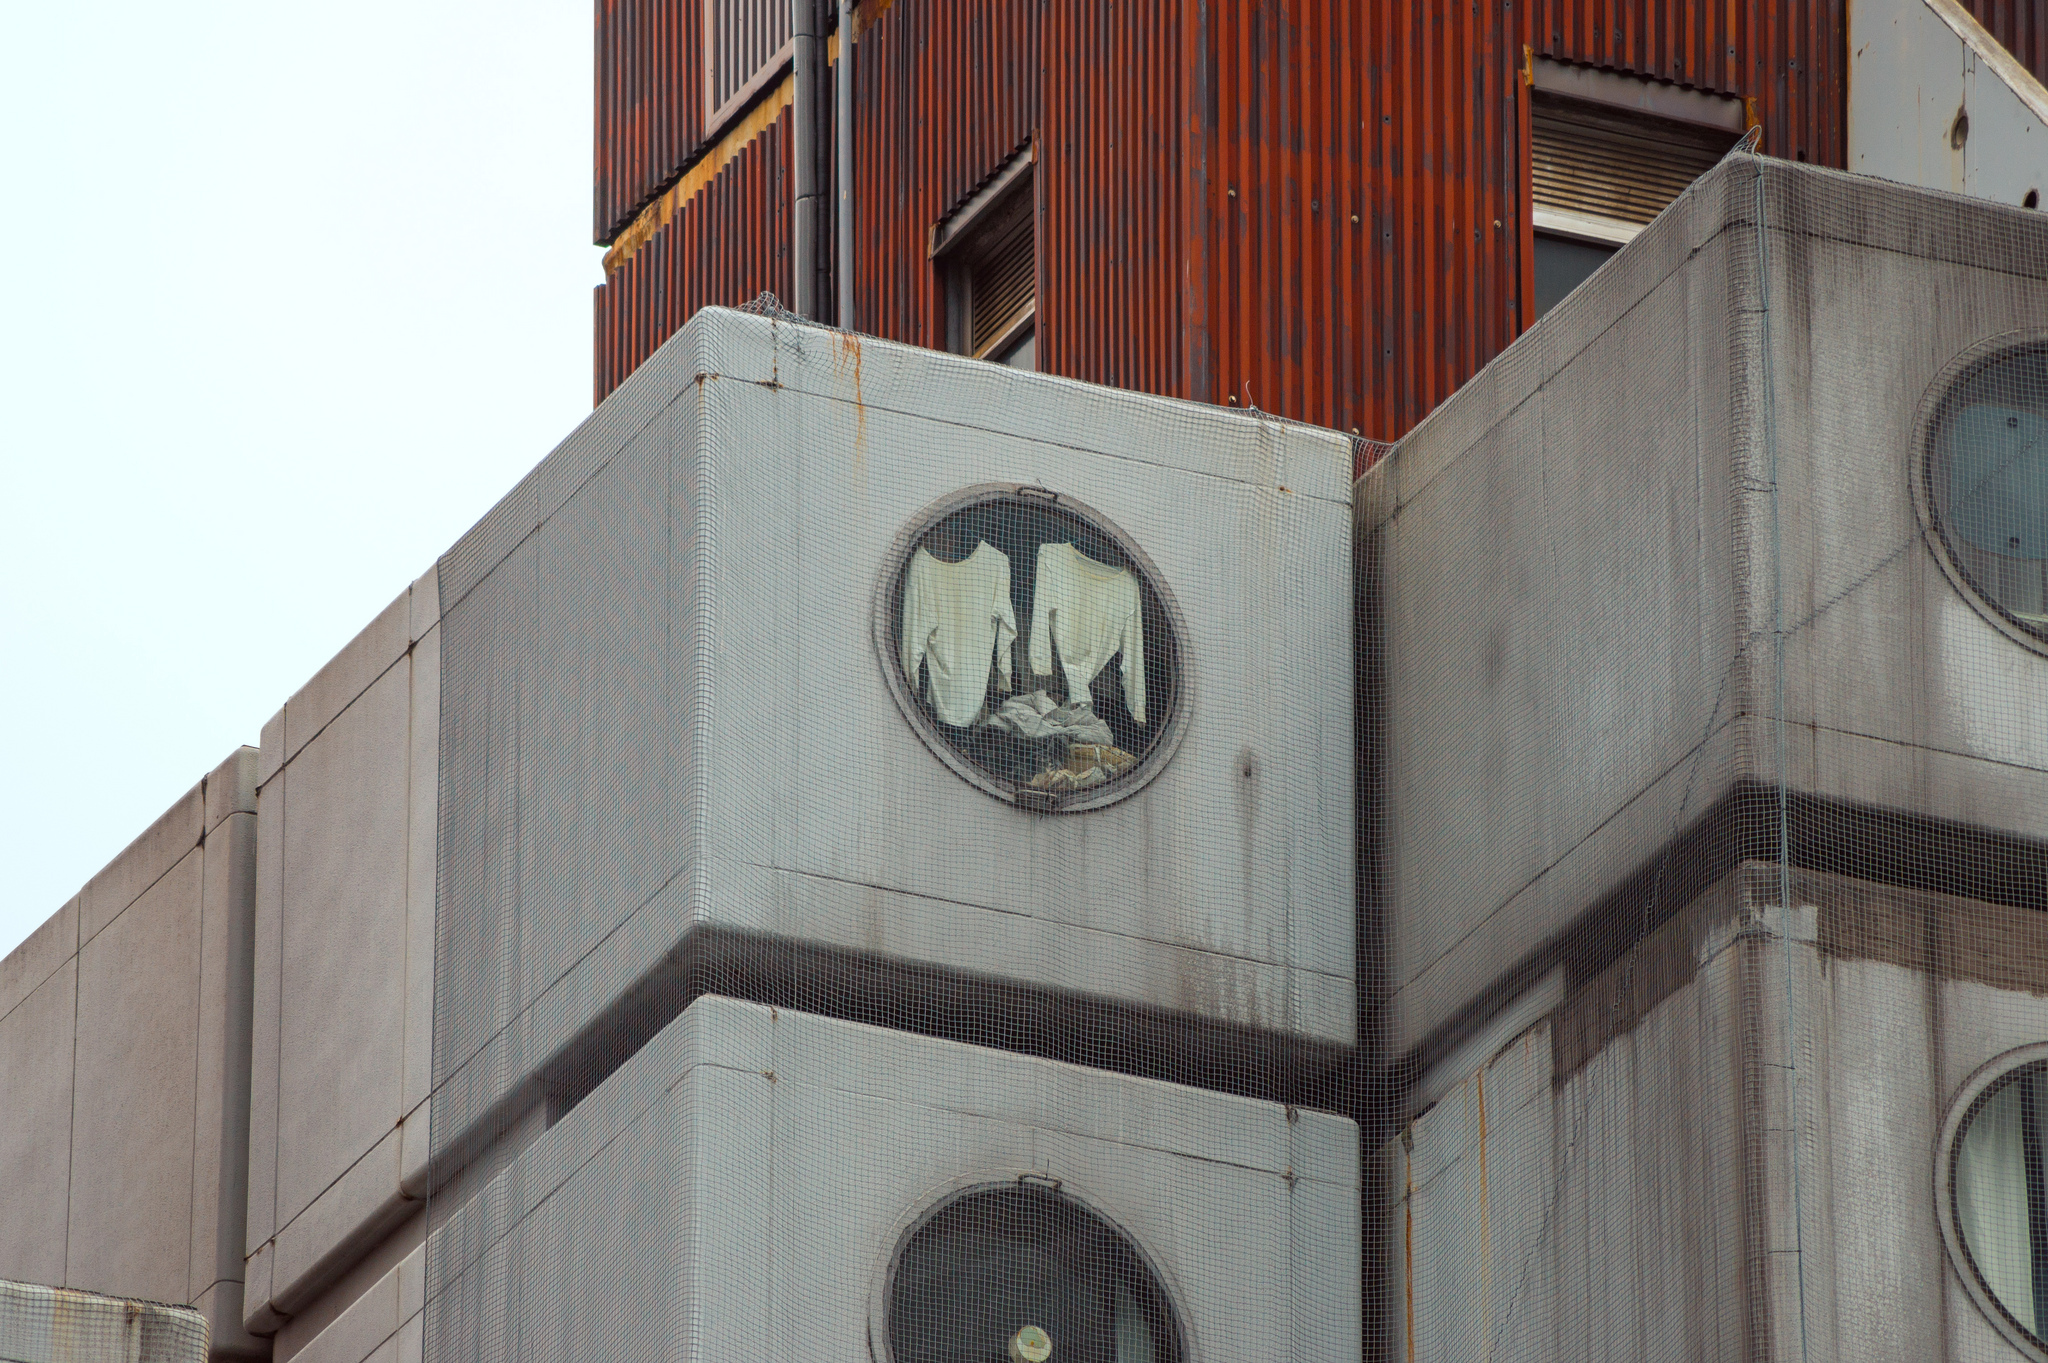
[875,485,1191,812]
[1918,337,2048,655]
[872,1180,1187,1363]
[1938,1043,2048,1361]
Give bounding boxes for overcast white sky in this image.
[0,2,601,957]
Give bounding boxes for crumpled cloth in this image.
[980,690,1115,746]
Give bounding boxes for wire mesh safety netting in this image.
[406,148,2048,1363]
[1364,150,2048,1363]
[420,306,1360,1363]
[0,1279,210,1363]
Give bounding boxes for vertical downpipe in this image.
[836,0,855,330]
[792,0,821,318]
[1754,152,1812,1363]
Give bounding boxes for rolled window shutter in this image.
[970,222,1036,356]
[1532,94,1738,227]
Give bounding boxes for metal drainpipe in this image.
[791,0,821,318]
[836,0,854,330]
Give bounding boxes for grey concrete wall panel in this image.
[1849,0,2048,209]
[0,1279,210,1363]
[425,995,1360,1363]
[191,806,258,1343]
[288,1245,424,1363]
[79,781,206,949]
[0,961,78,1289]
[1,898,77,1023]
[432,309,1356,1167]
[246,763,284,1273]
[0,901,83,1287]
[1385,868,1755,1363]
[243,573,439,1339]
[1387,1023,1556,1363]
[0,751,263,1360]
[1361,157,2048,1059]
[274,662,410,1233]
[68,847,204,1305]
[1386,859,2048,1363]
[400,625,438,1200]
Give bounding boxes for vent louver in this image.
[1532,94,1737,227]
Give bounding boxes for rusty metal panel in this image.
[595,0,706,244]
[592,0,1844,441]
[594,107,792,402]
[1530,0,1847,167]
[848,0,1040,351]
[1040,0,1526,444]
[1962,0,2048,87]
[1364,0,1527,440]
[1039,0,1188,404]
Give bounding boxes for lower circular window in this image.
[1922,339,2048,650]
[1940,1045,2048,1360]
[882,1183,1185,1363]
[876,485,1189,812]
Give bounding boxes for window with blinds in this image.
[704,0,793,134]
[1530,91,1739,316]
[937,161,1037,370]
[1532,92,1738,235]
[968,218,1035,358]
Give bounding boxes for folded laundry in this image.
[981,690,1115,746]
[1025,742,1138,792]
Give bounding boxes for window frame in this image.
[1939,1043,2048,1363]
[1914,331,2048,658]
[872,483,1193,814]
[932,146,1038,365]
[865,1176,1190,1363]
[703,0,795,138]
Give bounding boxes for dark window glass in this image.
[1929,345,2048,638]
[1533,232,1619,317]
[1955,1062,2048,1344]
[887,491,1182,810]
[888,1185,1183,1363]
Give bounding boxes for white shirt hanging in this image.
[899,542,1018,727]
[1027,542,1146,723]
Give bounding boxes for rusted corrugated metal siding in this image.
[596,0,705,244]
[594,107,791,401]
[1961,0,2048,88]
[1530,0,1847,166]
[1040,0,1187,403]
[591,0,1845,437]
[1041,0,1522,441]
[850,0,1040,350]
[1197,0,1374,425]
[1364,0,1526,438]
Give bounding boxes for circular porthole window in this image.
[876,485,1189,812]
[881,1182,1186,1363]
[1922,339,2048,650]
[1938,1044,2048,1361]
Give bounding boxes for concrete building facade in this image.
[1361,154,2048,1361]
[0,750,265,1358]
[9,14,2048,1356]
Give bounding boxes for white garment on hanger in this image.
[899,542,1018,727]
[1027,541,1146,723]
